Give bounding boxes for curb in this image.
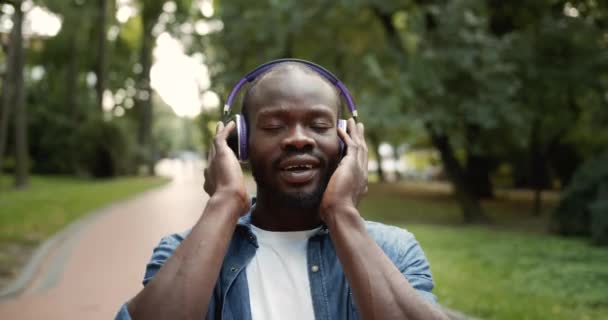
[0,182,171,301]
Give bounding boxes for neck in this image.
[252,191,323,231]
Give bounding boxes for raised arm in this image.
[320,119,447,320]
[126,121,249,320]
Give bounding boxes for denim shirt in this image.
[115,212,436,320]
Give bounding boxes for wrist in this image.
[321,202,364,231]
[210,188,250,217]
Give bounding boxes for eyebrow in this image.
[255,105,336,118]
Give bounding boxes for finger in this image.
[215,121,225,135]
[207,141,216,163]
[357,122,365,138]
[215,121,236,144]
[355,122,368,160]
[346,118,356,137]
[352,122,365,145]
[337,126,356,149]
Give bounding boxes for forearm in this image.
[128,191,248,320]
[324,205,447,320]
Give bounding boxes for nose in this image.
[281,125,315,152]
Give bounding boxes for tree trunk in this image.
[427,126,488,223]
[529,119,547,216]
[391,143,403,181]
[137,10,155,176]
[464,124,494,199]
[0,15,17,176]
[66,31,78,118]
[368,132,386,182]
[95,0,108,112]
[465,154,495,199]
[13,2,28,189]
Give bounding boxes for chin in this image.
[255,176,325,210]
[278,190,323,210]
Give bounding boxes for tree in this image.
[134,0,193,175]
[10,0,28,188]
[94,0,108,112]
[487,0,608,214]
[370,0,521,222]
[0,3,16,176]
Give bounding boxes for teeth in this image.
[285,164,313,170]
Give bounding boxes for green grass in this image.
[0,175,169,244]
[361,182,608,320]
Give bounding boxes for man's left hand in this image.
[320,118,368,220]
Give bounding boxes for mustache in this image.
[271,150,326,170]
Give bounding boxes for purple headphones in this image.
[223,58,359,162]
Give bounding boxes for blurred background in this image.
[0,0,607,319]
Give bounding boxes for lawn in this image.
[360,182,608,320]
[0,175,169,244]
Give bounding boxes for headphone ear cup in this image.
[226,117,240,159]
[337,119,347,157]
[236,114,248,162]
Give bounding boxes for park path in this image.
[0,159,255,320]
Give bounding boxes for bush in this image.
[29,111,80,174]
[29,109,137,177]
[589,185,608,245]
[75,117,137,178]
[552,150,608,245]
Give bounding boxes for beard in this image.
[251,151,340,210]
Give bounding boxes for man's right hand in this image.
[203,121,248,210]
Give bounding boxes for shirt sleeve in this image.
[398,237,437,304]
[368,222,437,304]
[114,303,132,320]
[142,233,185,285]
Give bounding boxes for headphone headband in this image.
[223,58,358,119]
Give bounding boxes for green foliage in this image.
[590,190,608,245]
[553,151,608,245]
[27,96,137,177]
[75,117,138,177]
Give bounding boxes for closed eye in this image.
[311,124,332,133]
[261,125,284,132]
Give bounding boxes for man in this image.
[116,61,447,320]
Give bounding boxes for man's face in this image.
[247,68,342,210]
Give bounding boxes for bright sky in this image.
[1,2,61,38]
[151,32,216,118]
[2,0,220,119]
[119,0,221,118]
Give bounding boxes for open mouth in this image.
[278,157,320,184]
[283,164,314,171]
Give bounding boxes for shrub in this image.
[552,150,608,245]
[75,117,137,178]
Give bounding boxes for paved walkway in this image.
[0,160,249,319]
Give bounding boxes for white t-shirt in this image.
[246,224,321,320]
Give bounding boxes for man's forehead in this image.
[246,65,341,114]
